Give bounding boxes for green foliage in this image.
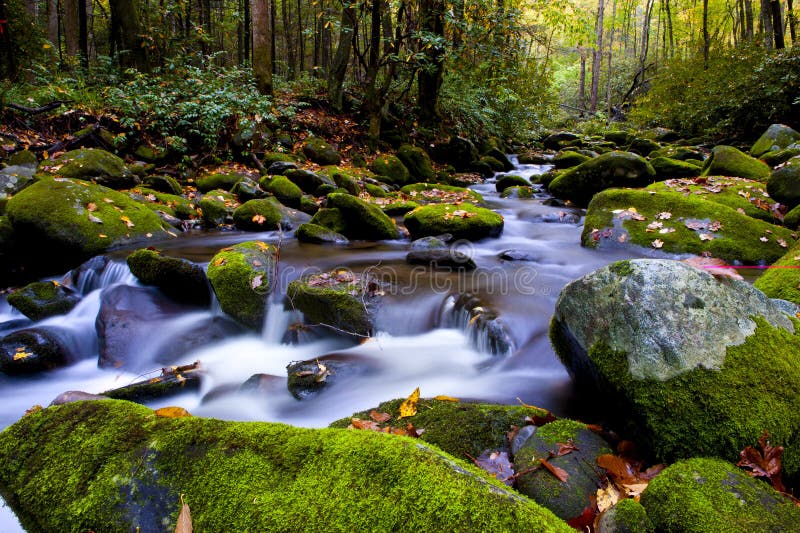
[631,47,800,139]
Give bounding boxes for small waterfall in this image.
[262,302,296,344]
[69,257,136,294]
[439,293,515,357]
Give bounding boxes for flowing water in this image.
[0,157,649,530]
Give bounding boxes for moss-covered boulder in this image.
[553,151,591,169]
[399,183,483,204]
[649,145,704,161]
[196,171,245,193]
[596,499,653,533]
[478,155,505,172]
[750,123,800,157]
[302,136,342,165]
[0,164,36,198]
[515,420,612,521]
[582,188,794,264]
[701,145,770,181]
[604,131,634,147]
[261,175,303,208]
[753,239,800,305]
[495,174,530,192]
[650,156,702,180]
[761,146,800,167]
[230,178,266,202]
[207,241,277,329]
[483,147,514,172]
[434,136,479,171]
[0,328,70,375]
[319,166,361,195]
[766,156,800,209]
[126,249,211,306]
[45,149,136,189]
[6,178,170,273]
[641,458,800,532]
[309,207,348,234]
[551,259,800,476]
[397,144,436,182]
[295,222,349,244]
[406,249,477,270]
[370,154,411,186]
[0,400,571,532]
[232,198,287,231]
[548,151,656,207]
[501,186,535,199]
[627,138,661,156]
[7,150,37,167]
[6,281,81,320]
[282,168,334,195]
[331,398,551,458]
[404,203,503,241]
[143,175,182,195]
[199,189,238,226]
[287,269,382,337]
[543,132,581,150]
[325,193,399,240]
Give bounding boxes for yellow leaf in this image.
[212,257,226,267]
[433,395,459,402]
[596,484,620,513]
[13,348,33,361]
[87,202,97,212]
[174,494,193,533]
[398,387,420,419]
[120,215,135,228]
[98,233,107,238]
[155,406,192,418]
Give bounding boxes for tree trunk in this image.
[639,0,654,74]
[364,0,383,149]
[590,0,605,112]
[0,0,16,76]
[282,0,296,78]
[744,0,755,40]
[417,0,445,127]
[762,0,774,48]
[607,0,617,119]
[788,0,797,44]
[109,0,149,70]
[63,0,79,58]
[703,0,710,67]
[665,0,673,56]
[771,0,785,47]
[328,1,355,112]
[578,47,587,109]
[78,0,88,67]
[47,0,59,56]
[451,0,463,51]
[270,0,276,73]
[252,0,272,94]
[297,0,304,74]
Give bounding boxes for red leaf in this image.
[555,439,580,457]
[540,458,569,483]
[566,504,596,531]
[369,410,392,423]
[737,430,786,492]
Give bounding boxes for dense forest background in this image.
[1,0,798,155]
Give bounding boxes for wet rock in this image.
[406,249,477,270]
[143,175,182,195]
[103,362,202,402]
[434,137,479,171]
[287,354,379,400]
[325,193,399,240]
[543,132,580,150]
[283,168,334,195]
[50,391,109,405]
[0,165,35,197]
[266,160,298,175]
[302,136,342,166]
[261,175,303,209]
[553,151,591,169]
[230,178,266,202]
[483,148,514,172]
[7,280,81,320]
[0,328,70,375]
[397,144,436,182]
[499,250,538,262]
[410,235,450,250]
[500,186,535,199]
[451,293,514,355]
[45,148,137,189]
[627,137,661,156]
[551,259,800,475]
[196,171,247,192]
[701,145,770,181]
[199,189,238,227]
[404,203,503,241]
[750,124,800,157]
[767,156,800,209]
[495,174,530,192]
[515,419,612,521]
[233,197,309,231]
[207,241,277,329]
[596,499,653,533]
[126,248,211,306]
[239,373,285,395]
[295,223,349,244]
[370,154,411,186]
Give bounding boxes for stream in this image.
[0,156,645,530]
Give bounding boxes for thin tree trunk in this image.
[607,0,617,119]
[282,0,295,78]
[297,0,304,74]
[0,0,16,76]
[590,0,605,112]
[639,0,654,74]
[63,0,79,58]
[418,0,445,127]
[665,0,674,56]
[771,0,785,47]
[451,0,463,51]
[762,0,774,48]
[47,0,59,55]
[252,0,272,94]
[328,1,355,112]
[109,0,148,70]
[788,0,797,44]
[745,0,755,39]
[364,0,382,149]
[269,0,275,73]
[703,0,710,67]
[578,47,587,109]
[78,0,88,67]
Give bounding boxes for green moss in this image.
[766,157,800,209]
[262,151,297,165]
[370,154,411,185]
[309,207,347,234]
[130,187,197,220]
[399,183,483,204]
[196,172,244,193]
[331,398,547,458]
[295,223,348,244]
[262,176,303,208]
[319,167,361,195]
[785,203,800,228]
[750,124,800,157]
[760,147,800,167]
[6,281,80,320]
[650,157,702,179]
[364,183,387,197]
[608,259,634,277]
[199,189,238,227]
[325,193,399,240]
[500,186,534,199]
[7,150,37,167]
[495,175,530,192]
[645,177,779,223]
[126,249,210,306]
[6,178,170,268]
[302,136,341,166]
[553,151,591,169]
[753,240,800,305]
[600,499,653,533]
[143,175,182,195]
[702,145,771,181]
[0,400,571,532]
[641,458,800,532]
[231,198,285,231]
[381,200,420,216]
[207,241,276,328]
[287,274,375,336]
[397,144,435,182]
[582,188,795,264]
[533,419,587,448]
[46,148,134,189]
[565,318,800,476]
[404,203,504,241]
[479,155,505,172]
[299,195,319,215]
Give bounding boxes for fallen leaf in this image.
[646,221,663,232]
[760,236,769,242]
[778,239,788,248]
[98,233,107,238]
[555,439,579,457]
[433,395,459,402]
[567,504,596,531]
[174,494,192,533]
[617,234,628,243]
[737,430,786,492]
[682,256,744,280]
[597,454,636,481]
[655,211,672,220]
[651,239,664,249]
[155,406,192,418]
[596,484,620,513]
[13,348,32,361]
[88,214,103,224]
[252,214,267,225]
[120,215,135,228]
[251,275,263,289]
[620,481,650,497]
[699,233,714,241]
[349,417,382,431]
[369,410,392,423]
[212,257,226,267]
[539,458,569,482]
[469,450,515,486]
[398,387,420,419]
[87,202,97,212]
[659,227,676,234]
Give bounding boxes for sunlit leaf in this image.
[155,406,192,418]
[398,387,420,419]
[174,494,192,533]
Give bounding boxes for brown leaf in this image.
[369,410,392,423]
[155,406,192,418]
[597,454,636,483]
[737,430,786,492]
[566,503,596,530]
[87,202,97,212]
[681,256,744,281]
[349,417,382,431]
[174,494,192,533]
[596,484,621,513]
[555,439,579,457]
[539,458,569,482]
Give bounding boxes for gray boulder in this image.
[750,124,800,157]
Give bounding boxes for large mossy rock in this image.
[582,188,794,264]
[750,123,800,157]
[754,239,800,305]
[232,197,310,231]
[46,149,136,189]
[262,175,303,208]
[553,151,591,170]
[399,183,484,204]
[434,137,479,171]
[207,241,277,329]
[548,151,656,207]
[6,178,170,273]
[370,154,411,186]
[766,156,800,209]
[404,203,503,241]
[6,280,81,320]
[126,249,211,306]
[295,222,349,244]
[515,419,612,521]
[199,189,239,227]
[331,398,548,459]
[0,400,571,532]
[701,145,770,181]
[596,499,653,533]
[302,136,342,166]
[397,144,435,182]
[324,192,399,240]
[286,269,380,337]
[650,157,702,180]
[281,169,334,195]
[196,172,245,193]
[640,458,800,532]
[550,259,800,476]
